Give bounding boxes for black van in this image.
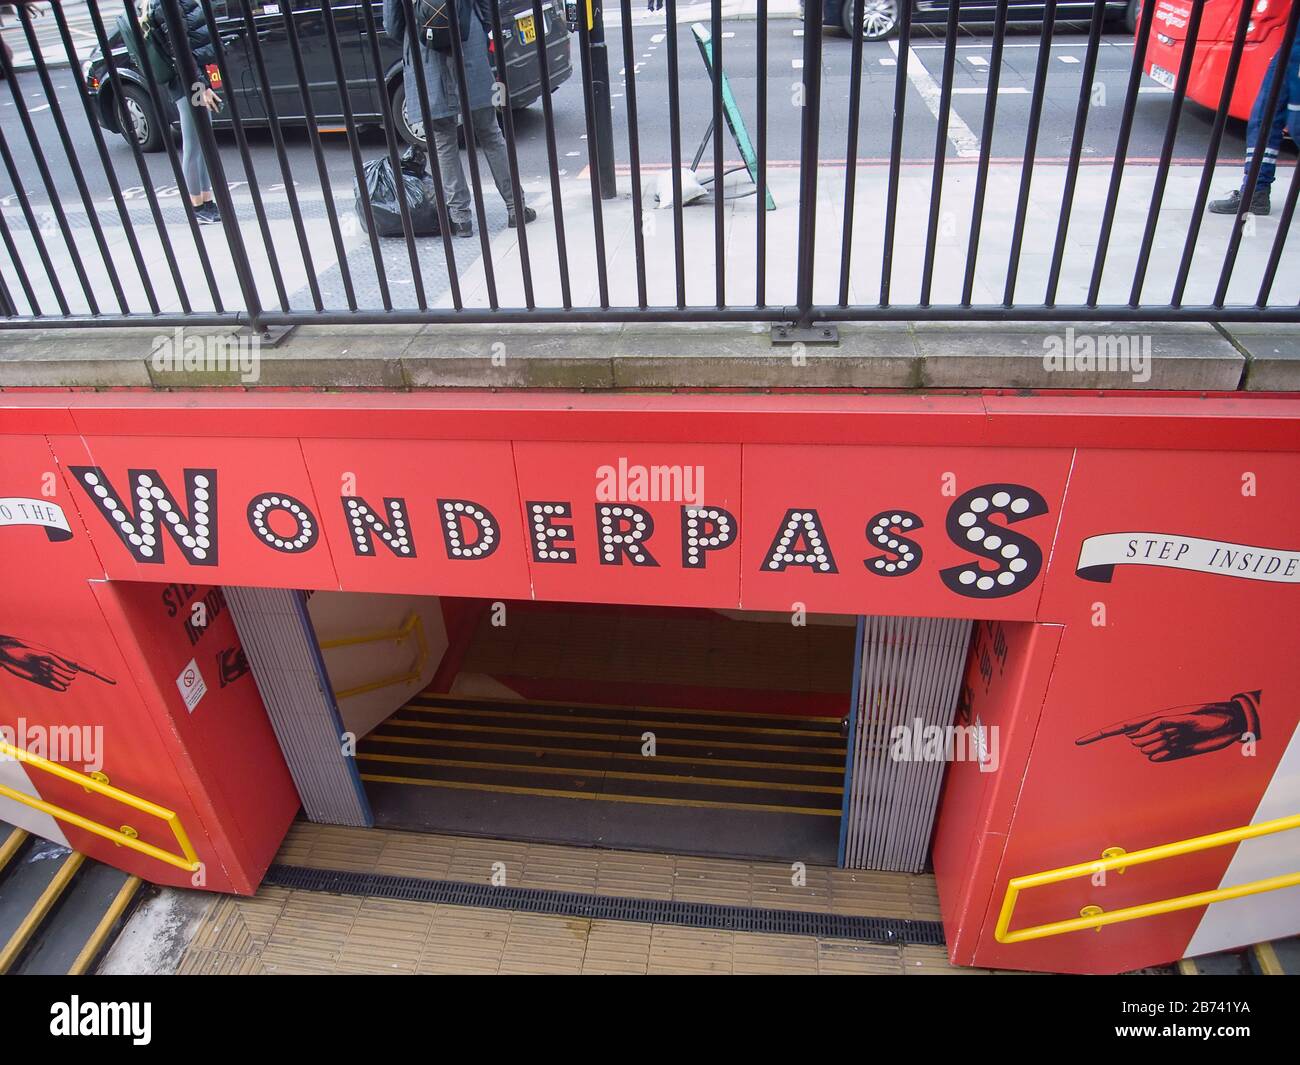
[82,0,572,152]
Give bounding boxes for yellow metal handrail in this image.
[318,613,429,700]
[0,740,201,873]
[995,812,1300,944]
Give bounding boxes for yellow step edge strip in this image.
[67,875,143,976]
[384,717,847,755]
[359,772,842,817]
[0,851,85,974]
[365,732,847,774]
[402,702,841,738]
[413,691,845,724]
[0,827,30,878]
[1251,941,1284,976]
[356,751,845,795]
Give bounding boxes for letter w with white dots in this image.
[70,466,217,566]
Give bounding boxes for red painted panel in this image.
[972,448,1300,973]
[739,445,1073,619]
[51,435,340,591]
[512,442,744,608]
[299,439,533,599]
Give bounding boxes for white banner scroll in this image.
[0,498,73,543]
[1076,532,1300,584]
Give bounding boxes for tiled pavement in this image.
[175,821,1009,975]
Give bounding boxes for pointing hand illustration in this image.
[0,636,116,693]
[1076,692,1261,764]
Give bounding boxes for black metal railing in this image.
[0,0,1296,333]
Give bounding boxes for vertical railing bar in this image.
[1086,0,1157,307]
[1129,0,1205,307]
[919,0,960,307]
[120,5,226,313]
[1257,160,1300,306]
[0,124,70,314]
[1214,0,1300,307]
[794,0,822,324]
[837,0,866,308]
[0,254,15,317]
[711,0,724,307]
[327,0,396,310]
[665,0,686,307]
[0,25,100,315]
[444,0,499,310]
[0,204,41,315]
[488,0,536,309]
[755,0,767,308]
[1002,0,1057,308]
[1171,0,1251,306]
[575,2,610,307]
[83,0,193,313]
[1043,0,1105,306]
[961,0,1009,307]
[50,1,158,313]
[359,0,428,308]
[618,0,647,308]
[197,0,289,313]
[530,0,572,308]
[280,0,357,310]
[879,0,911,306]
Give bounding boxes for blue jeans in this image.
[1244,34,1300,190]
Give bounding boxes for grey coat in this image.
[383,0,498,123]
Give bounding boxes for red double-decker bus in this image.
[1144,0,1293,119]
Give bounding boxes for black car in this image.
[82,0,571,152]
[825,0,1140,41]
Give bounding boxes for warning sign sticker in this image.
[176,658,207,714]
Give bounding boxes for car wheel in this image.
[1125,0,1140,34]
[842,0,901,41]
[116,82,163,153]
[390,83,427,150]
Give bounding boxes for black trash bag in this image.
[356,146,441,237]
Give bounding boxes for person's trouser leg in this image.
[1244,51,1288,190]
[468,107,521,214]
[176,101,212,200]
[427,115,470,222]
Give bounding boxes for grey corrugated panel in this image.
[843,615,972,873]
[225,587,372,828]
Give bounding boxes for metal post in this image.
[589,0,617,199]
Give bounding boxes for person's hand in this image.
[0,639,81,691]
[201,86,222,113]
[1076,701,1252,763]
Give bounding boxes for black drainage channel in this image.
[263,864,946,946]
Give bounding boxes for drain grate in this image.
[263,863,946,946]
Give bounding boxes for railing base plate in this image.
[771,323,839,345]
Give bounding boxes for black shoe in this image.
[1208,187,1270,216]
[451,220,473,238]
[194,201,222,225]
[508,206,537,228]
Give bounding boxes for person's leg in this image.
[175,102,206,208]
[1244,51,1285,192]
[427,116,471,224]
[469,107,520,213]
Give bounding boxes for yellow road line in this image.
[356,751,844,795]
[68,875,142,976]
[402,702,842,738]
[415,690,845,724]
[1176,958,1200,975]
[0,826,29,878]
[385,717,847,755]
[359,772,842,817]
[0,851,85,974]
[364,731,848,773]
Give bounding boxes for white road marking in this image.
[1058,55,1081,64]
[890,39,981,159]
[968,55,988,67]
[880,57,896,66]
[792,58,803,69]
[952,86,1029,95]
